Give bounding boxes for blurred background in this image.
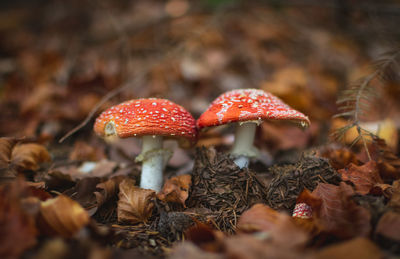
[1,0,400,159]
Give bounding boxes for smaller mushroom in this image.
[197,89,310,168]
[292,203,312,219]
[94,98,197,192]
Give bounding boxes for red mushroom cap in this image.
[94,98,197,148]
[197,88,310,130]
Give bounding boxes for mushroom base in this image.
[139,135,167,192]
[231,122,260,168]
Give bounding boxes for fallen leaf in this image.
[237,203,280,233]
[94,175,126,208]
[364,137,400,181]
[157,174,191,206]
[320,147,360,170]
[0,138,50,179]
[389,180,400,210]
[64,177,100,213]
[0,180,38,259]
[376,211,400,242]
[38,195,90,238]
[224,234,314,259]
[69,140,106,161]
[312,182,371,239]
[11,143,51,171]
[117,179,155,224]
[168,242,224,259]
[369,183,393,198]
[238,204,309,248]
[338,161,383,195]
[315,237,382,259]
[185,222,224,253]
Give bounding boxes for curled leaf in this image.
[375,211,400,242]
[0,180,38,259]
[157,174,191,206]
[117,179,155,224]
[238,203,309,248]
[38,195,89,238]
[11,143,51,172]
[339,161,383,195]
[312,182,371,239]
[316,237,382,259]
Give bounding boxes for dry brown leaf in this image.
[238,203,309,248]
[69,140,105,161]
[369,183,393,198]
[157,174,191,206]
[224,234,315,259]
[185,222,224,253]
[389,180,400,210]
[117,179,155,224]
[366,137,400,181]
[11,143,51,171]
[375,211,400,242]
[339,162,383,195]
[320,147,360,170]
[94,175,126,208]
[312,182,371,239]
[0,137,17,168]
[0,180,38,259]
[38,195,90,238]
[237,203,280,233]
[315,237,382,259]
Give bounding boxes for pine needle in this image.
[333,48,400,160]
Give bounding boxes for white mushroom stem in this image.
[139,135,164,192]
[231,122,260,169]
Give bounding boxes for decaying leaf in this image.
[339,161,383,195]
[375,211,400,242]
[38,195,90,238]
[237,203,280,233]
[157,174,191,206]
[368,137,400,181]
[320,147,360,170]
[237,204,309,248]
[11,143,51,171]
[94,175,126,208]
[0,138,50,180]
[389,180,400,210]
[224,234,314,259]
[315,237,382,259]
[312,182,371,239]
[117,179,155,224]
[0,180,38,259]
[185,222,224,253]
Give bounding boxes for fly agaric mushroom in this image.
[292,203,312,219]
[94,98,197,192]
[197,89,310,168]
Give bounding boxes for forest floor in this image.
[1,0,400,258]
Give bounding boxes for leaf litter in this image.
[1,0,400,258]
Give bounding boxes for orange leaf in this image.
[312,182,371,239]
[157,174,191,206]
[38,195,89,238]
[11,143,51,172]
[338,161,383,195]
[315,237,382,259]
[117,179,155,224]
[375,211,400,242]
[238,204,309,248]
[320,147,360,170]
[0,180,38,259]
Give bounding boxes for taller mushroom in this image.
[94,98,197,192]
[197,89,310,168]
